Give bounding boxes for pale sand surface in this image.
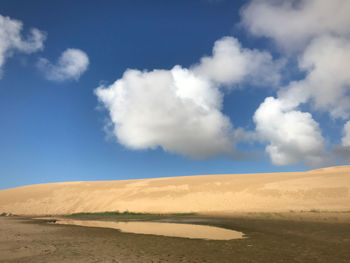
[0,165,349,215]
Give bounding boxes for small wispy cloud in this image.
[0,14,46,77]
[38,48,89,81]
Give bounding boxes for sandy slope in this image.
[0,165,349,215]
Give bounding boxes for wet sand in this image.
[54,219,244,240]
[1,214,350,263]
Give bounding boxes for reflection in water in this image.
[55,219,244,240]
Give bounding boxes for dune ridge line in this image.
[0,165,349,216]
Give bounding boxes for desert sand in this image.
[0,165,349,215]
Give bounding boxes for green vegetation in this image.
[309,209,321,213]
[66,211,196,220]
[0,212,12,216]
[300,209,350,213]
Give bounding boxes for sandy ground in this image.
[0,165,350,215]
[1,214,350,263]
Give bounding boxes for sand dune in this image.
[0,165,349,215]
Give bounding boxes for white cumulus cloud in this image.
[254,97,326,166]
[241,0,350,51]
[0,14,46,76]
[333,121,350,160]
[278,36,350,119]
[96,66,234,158]
[242,0,350,165]
[341,121,350,147]
[192,36,281,86]
[95,37,280,158]
[38,48,89,81]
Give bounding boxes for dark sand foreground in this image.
[1,214,350,263]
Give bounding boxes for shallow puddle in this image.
[55,219,244,240]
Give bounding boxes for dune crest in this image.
[0,165,349,215]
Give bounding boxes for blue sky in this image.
[0,0,349,189]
